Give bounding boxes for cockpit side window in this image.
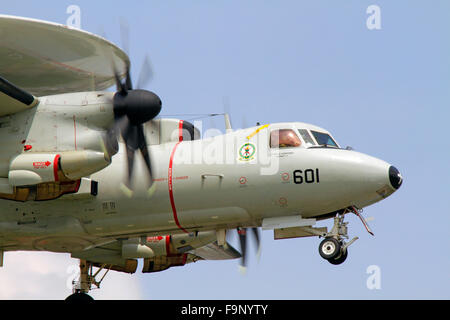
[270,129,301,148]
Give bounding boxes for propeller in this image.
[103,20,161,196]
[228,99,260,273]
[236,227,261,273]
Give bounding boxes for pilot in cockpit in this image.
[270,129,302,148]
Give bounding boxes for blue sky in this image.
[1,1,449,299]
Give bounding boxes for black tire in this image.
[328,249,348,265]
[65,292,94,301]
[319,238,341,260]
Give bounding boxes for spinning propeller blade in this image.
[137,56,154,89]
[237,227,261,273]
[104,20,161,195]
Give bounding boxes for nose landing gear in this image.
[318,214,359,265]
[317,206,374,265]
[65,260,111,301]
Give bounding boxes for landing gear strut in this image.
[317,207,374,265]
[65,260,111,301]
[318,213,358,265]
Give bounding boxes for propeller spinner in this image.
[113,74,161,195]
[102,56,161,196]
[100,20,162,196]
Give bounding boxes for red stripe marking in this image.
[165,235,171,256]
[178,120,184,142]
[351,206,374,236]
[53,154,61,182]
[168,120,188,233]
[74,179,81,192]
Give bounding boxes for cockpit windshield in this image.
[298,129,315,145]
[310,130,338,148]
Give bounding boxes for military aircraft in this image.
[0,15,402,300]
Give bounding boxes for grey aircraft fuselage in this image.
[0,92,401,253]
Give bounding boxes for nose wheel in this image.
[328,249,348,265]
[319,237,341,260]
[318,237,349,265]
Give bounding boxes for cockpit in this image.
[270,129,302,148]
[269,125,339,149]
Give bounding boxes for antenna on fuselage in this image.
[224,113,233,133]
[222,96,233,133]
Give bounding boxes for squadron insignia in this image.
[238,143,256,161]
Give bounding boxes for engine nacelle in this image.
[92,259,138,274]
[122,241,155,259]
[8,153,60,186]
[142,253,199,273]
[59,150,110,180]
[139,232,217,273]
[120,231,216,260]
[8,150,109,186]
[144,231,216,256]
[121,231,217,274]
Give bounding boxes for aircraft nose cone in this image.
[389,166,403,190]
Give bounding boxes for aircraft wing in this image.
[0,75,38,116]
[71,239,241,275]
[71,241,138,274]
[0,15,129,97]
[189,241,242,260]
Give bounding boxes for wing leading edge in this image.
[0,75,38,116]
